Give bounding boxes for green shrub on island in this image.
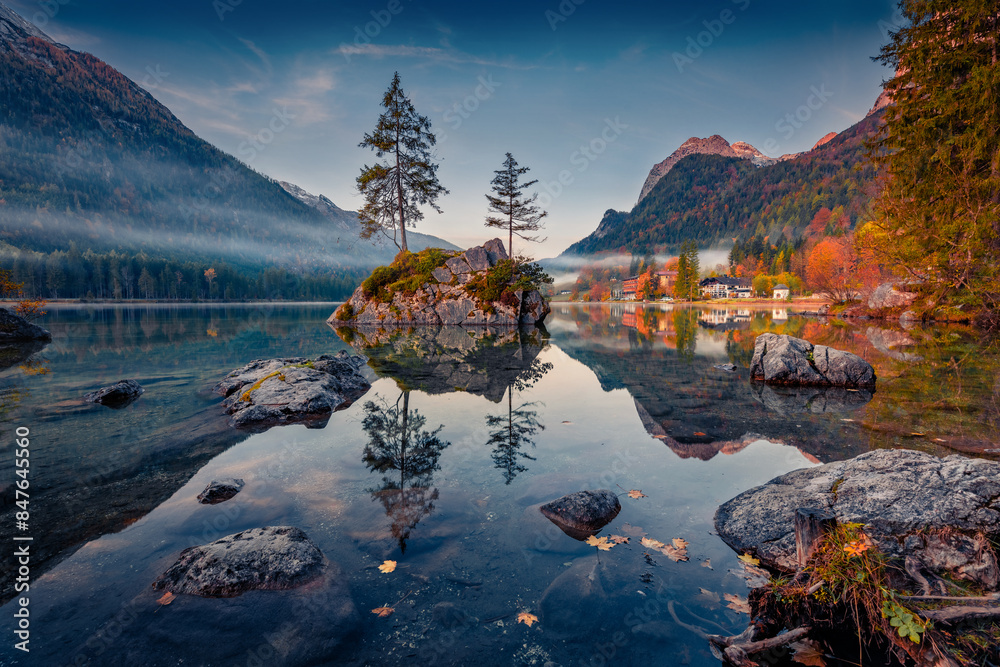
[360,248,458,303]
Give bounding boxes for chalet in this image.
[700,276,751,299]
[772,284,790,300]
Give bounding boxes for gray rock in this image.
[445,256,473,275]
[868,282,918,310]
[750,333,875,389]
[540,489,621,539]
[0,339,47,372]
[152,526,325,597]
[714,363,738,372]
[432,266,454,283]
[715,449,1000,588]
[0,307,51,341]
[540,557,607,637]
[463,245,490,272]
[197,478,245,504]
[520,289,551,325]
[483,238,509,265]
[215,353,370,431]
[84,379,144,409]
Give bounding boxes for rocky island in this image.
[328,239,550,327]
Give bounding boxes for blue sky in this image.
[8,0,900,258]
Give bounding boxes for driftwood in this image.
[918,605,1000,624]
[707,627,810,667]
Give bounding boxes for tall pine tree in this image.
[484,153,547,257]
[357,72,448,253]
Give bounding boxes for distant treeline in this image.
[0,244,368,301]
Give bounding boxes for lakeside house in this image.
[617,270,679,300]
[700,276,752,299]
[772,284,790,300]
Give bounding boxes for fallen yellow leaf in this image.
[738,552,760,566]
[640,537,665,550]
[371,606,394,618]
[789,639,828,666]
[724,592,751,614]
[609,535,630,544]
[156,592,175,606]
[517,611,539,627]
[378,560,397,573]
[586,535,615,551]
[627,489,647,499]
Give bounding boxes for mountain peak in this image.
[0,2,53,43]
[637,135,774,203]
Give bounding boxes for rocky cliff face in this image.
[329,239,550,327]
[637,135,778,203]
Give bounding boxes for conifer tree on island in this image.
[484,152,548,256]
[356,72,448,253]
[868,0,1000,310]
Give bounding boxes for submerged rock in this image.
[214,351,370,431]
[540,489,621,540]
[84,379,144,408]
[749,333,876,389]
[715,450,1000,589]
[0,307,51,342]
[328,239,550,327]
[197,478,245,504]
[152,526,325,597]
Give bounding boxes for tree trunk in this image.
[396,124,408,254]
[795,508,837,567]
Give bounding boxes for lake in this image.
[1,303,997,666]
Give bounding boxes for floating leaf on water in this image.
[693,432,706,436]
[609,534,630,544]
[378,560,397,574]
[517,612,539,627]
[620,523,646,537]
[586,535,615,551]
[372,606,394,618]
[738,552,760,566]
[640,537,665,550]
[724,592,750,614]
[789,639,827,666]
[156,592,175,606]
[627,489,647,499]
[701,559,713,569]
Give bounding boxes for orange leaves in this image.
[693,432,706,437]
[156,592,175,606]
[609,535,630,545]
[517,612,539,627]
[378,560,397,574]
[843,535,874,558]
[586,535,615,551]
[640,536,689,562]
[627,489,647,499]
[724,592,750,614]
[371,606,394,618]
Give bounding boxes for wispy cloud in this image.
[335,43,536,70]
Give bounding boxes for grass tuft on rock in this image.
[361,248,457,303]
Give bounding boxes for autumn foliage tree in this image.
[806,237,859,302]
[0,268,46,321]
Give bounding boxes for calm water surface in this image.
[1,303,997,666]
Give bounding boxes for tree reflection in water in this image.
[361,391,450,553]
[484,358,552,484]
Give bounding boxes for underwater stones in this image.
[152,526,325,597]
[84,379,144,409]
[540,489,621,540]
[197,478,245,504]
